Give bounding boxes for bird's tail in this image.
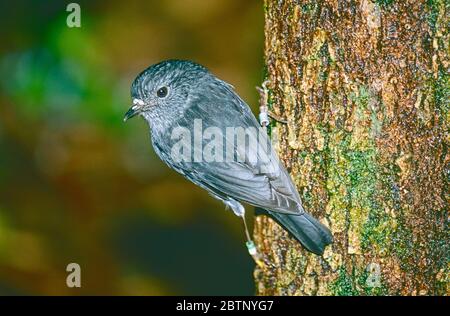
[265,210,333,255]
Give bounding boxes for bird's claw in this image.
[268,111,288,124]
[256,80,288,128]
[257,80,270,128]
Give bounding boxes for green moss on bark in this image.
[255,0,449,296]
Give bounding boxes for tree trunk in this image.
[253,0,448,295]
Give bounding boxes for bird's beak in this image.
[124,99,145,122]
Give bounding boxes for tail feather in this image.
[267,211,333,255]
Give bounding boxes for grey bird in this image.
[124,60,332,256]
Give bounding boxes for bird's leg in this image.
[240,214,264,268]
[225,200,263,267]
[256,80,270,130]
[256,80,288,129]
[241,213,252,243]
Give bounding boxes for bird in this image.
[124,60,332,257]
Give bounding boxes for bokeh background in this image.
[0,0,264,295]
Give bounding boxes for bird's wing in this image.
[185,160,304,215]
[157,77,304,215]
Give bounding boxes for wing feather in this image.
[153,76,304,215]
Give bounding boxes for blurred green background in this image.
[0,0,264,295]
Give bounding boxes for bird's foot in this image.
[256,80,270,128]
[246,240,264,268]
[268,111,288,124]
[256,80,288,127]
[240,214,264,268]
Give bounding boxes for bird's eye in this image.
[156,86,169,98]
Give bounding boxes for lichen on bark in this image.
[254,0,449,295]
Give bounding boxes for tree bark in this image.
[254,0,448,295]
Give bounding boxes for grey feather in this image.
[152,74,304,215]
[127,60,333,255]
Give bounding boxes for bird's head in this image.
[124,60,209,123]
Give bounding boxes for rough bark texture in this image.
[254,0,448,295]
